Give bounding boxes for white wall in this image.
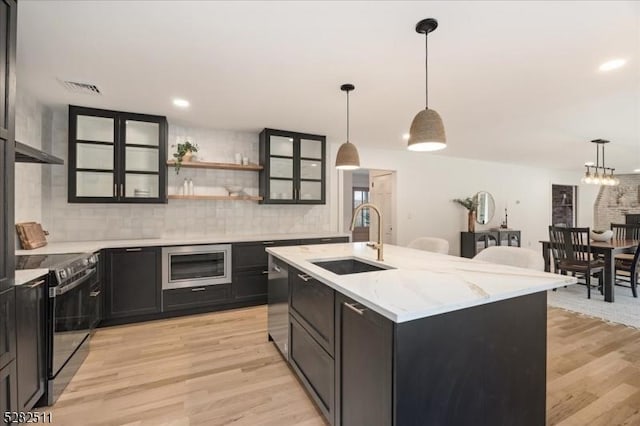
[330,144,599,256]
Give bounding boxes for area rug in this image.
[547,284,640,329]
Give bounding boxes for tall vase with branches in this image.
[453,197,478,232]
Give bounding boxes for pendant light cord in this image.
[346,90,350,143]
[425,32,429,109]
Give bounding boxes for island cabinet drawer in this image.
[289,268,334,356]
[163,284,231,311]
[290,316,334,423]
[233,240,300,270]
[300,236,349,245]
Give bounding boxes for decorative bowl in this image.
[225,185,244,196]
[590,230,613,242]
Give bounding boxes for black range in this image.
[16,252,101,405]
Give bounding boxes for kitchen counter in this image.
[16,232,350,255]
[267,242,576,323]
[15,269,48,286]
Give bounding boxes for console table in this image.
[461,230,521,258]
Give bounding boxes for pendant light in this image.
[407,18,446,152]
[581,139,619,186]
[335,83,360,170]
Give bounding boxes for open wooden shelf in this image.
[168,194,263,201]
[166,160,263,171]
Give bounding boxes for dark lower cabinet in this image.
[289,267,334,355]
[0,288,15,369]
[233,270,268,301]
[0,360,17,414]
[15,277,46,411]
[163,284,231,311]
[336,294,392,426]
[104,247,161,319]
[289,316,334,422]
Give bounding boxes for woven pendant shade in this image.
[407,108,446,151]
[335,141,360,170]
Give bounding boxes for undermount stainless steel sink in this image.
[311,257,394,275]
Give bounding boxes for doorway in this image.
[342,169,397,244]
[551,184,577,227]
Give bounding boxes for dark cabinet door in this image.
[232,240,299,271]
[233,270,268,301]
[105,247,161,319]
[0,360,17,414]
[0,288,15,369]
[289,268,334,355]
[15,278,46,410]
[289,316,334,423]
[0,0,17,411]
[336,294,392,426]
[68,106,168,204]
[259,128,326,205]
[0,0,17,294]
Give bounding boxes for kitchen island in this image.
[266,243,576,426]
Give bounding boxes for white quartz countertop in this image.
[15,269,49,286]
[267,243,576,323]
[15,233,350,255]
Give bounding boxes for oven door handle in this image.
[51,268,97,298]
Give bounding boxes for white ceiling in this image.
[16,1,640,172]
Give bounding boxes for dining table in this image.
[539,239,639,302]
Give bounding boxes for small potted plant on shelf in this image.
[172,141,199,174]
[453,196,478,232]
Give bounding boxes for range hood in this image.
[15,141,64,165]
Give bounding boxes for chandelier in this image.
[581,139,619,186]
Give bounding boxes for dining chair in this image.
[473,246,544,271]
[407,237,449,255]
[548,226,605,299]
[611,223,640,241]
[614,244,639,298]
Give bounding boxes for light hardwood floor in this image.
[46,306,640,426]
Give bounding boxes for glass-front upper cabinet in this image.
[259,129,326,205]
[68,106,167,203]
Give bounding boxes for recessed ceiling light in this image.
[584,161,595,166]
[173,98,190,108]
[599,59,626,72]
[402,133,410,140]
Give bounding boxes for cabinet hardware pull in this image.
[125,248,142,252]
[297,273,312,282]
[191,287,206,292]
[262,270,269,274]
[114,183,117,197]
[28,280,45,289]
[321,238,332,242]
[344,302,367,315]
[262,241,275,245]
[90,290,101,297]
[273,265,281,273]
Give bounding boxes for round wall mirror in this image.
[475,191,495,225]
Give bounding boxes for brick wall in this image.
[593,174,640,230]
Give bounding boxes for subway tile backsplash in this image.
[18,93,330,242]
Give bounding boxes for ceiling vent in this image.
[59,79,102,95]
